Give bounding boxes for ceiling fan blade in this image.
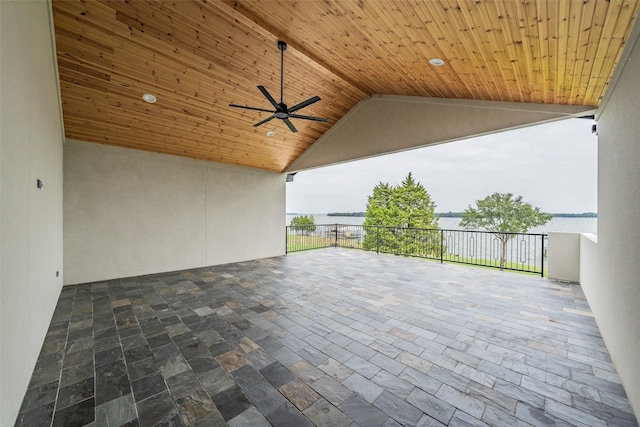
[253,115,276,127]
[258,86,280,110]
[229,103,275,113]
[289,114,328,122]
[288,96,321,113]
[283,118,298,133]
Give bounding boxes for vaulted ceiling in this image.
[52,0,640,173]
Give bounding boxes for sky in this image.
[286,118,598,214]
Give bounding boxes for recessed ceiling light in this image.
[266,131,275,137]
[429,58,445,66]
[142,93,157,103]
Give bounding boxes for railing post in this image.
[334,224,338,248]
[285,226,288,254]
[440,229,444,263]
[541,234,545,277]
[376,226,379,254]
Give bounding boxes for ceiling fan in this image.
[230,40,327,133]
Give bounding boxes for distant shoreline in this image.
[287,212,598,218]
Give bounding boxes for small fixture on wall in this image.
[36,179,44,189]
[592,122,598,135]
[429,58,445,66]
[286,173,297,182]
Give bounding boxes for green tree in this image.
[460,192,552,269]
[363,173,440,256]
[290,215,316,235]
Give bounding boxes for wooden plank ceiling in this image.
[52,0,640,172]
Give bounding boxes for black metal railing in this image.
[286,224,547,276]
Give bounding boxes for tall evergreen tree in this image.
[363,173,440,256]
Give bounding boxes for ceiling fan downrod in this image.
[228,40,328,133]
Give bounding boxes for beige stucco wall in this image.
[579,233,598,297]
[0,1,65,425]
[288,95,594,172]
[593,29,640,415]
[547,232,581,283]
[63,139,285,285]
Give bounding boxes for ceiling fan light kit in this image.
[229,41,328,133]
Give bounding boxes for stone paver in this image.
[15,249,638,426]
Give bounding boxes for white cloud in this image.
[286,118,597,214]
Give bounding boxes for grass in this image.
[287,234,547,276]
[286,235,334,252]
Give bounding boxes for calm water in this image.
[286,214,597,234]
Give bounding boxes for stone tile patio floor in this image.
[15,248,638,426]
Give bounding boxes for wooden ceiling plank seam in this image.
[555,0,571,103]
[426,1,480,100]
[489,1,519,101]
[64,122,296,166]
[568,0,596,104]
[308,1,409,95]
[582,0,626,105]
[60,90,317,152]
[447,1,506,102]
[439,0,497,101]
[582,0,621,104]
[561,1,584,105]
[420,1,481,100]
[361,1,453,98]
[54,25,115,54]
[57,0,360,121]
[444,0,496,100]
[519,0,540,101]
[58,84,320,160]
[517,0,544,103]
[56,57,111,81]
[494,1,527,103]
[59,84,314,148]
[345,1,415,95]
[575,0,607,106]
[411,1,459,99]
[64,133,287,171]
[111,0,289,91]
[374,1,462,98]
[517,0,542,103]
[58,42,350,123]
[216,0,370,98]
[455,0,510,102]
[301,1,395,94]
[475,0,520,102]
[53,0,119,36]
[64,131,286,168]
[535,0,551,102]
[512,1,539,103]
[489,1,520,101]
[259,0,444,99]
[407,3,468,99]
[56,33,352,130]
[603,1,640,102]
[58,77,330,138]
[587,1,640,103]
[506,1,539,103]
[543,0,558,102]
[609,1,640,65]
